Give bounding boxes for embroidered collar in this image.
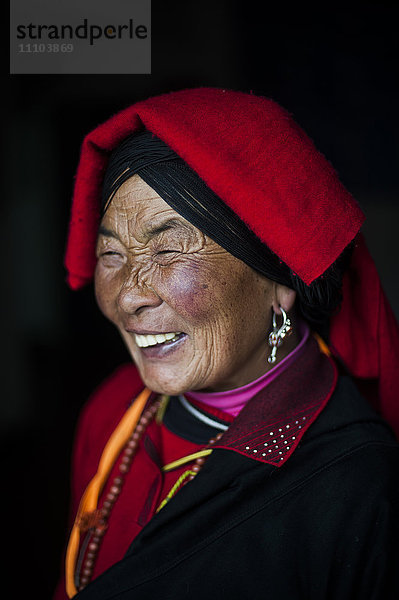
[210,335,338,467]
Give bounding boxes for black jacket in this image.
[75,375,399,600]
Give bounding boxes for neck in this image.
[186,320,309,416]
[196,316,306,393]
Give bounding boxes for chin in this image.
[141,378,187,397]
[135,366,191,397]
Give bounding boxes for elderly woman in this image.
[55,88,399,599]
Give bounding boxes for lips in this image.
[131,331,187,359]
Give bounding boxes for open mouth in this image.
[134,332,184,348]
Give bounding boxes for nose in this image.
[117,268,162,315]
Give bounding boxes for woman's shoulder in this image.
[80,363,143,425]
[292,374,399,491]
[306,374,398,447]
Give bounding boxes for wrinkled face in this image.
[95,175,276,395]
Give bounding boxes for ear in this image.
[272,283,296,315]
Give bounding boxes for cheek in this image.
[94,265,119,322]
[161,263,219,321]
[160,260,237,324]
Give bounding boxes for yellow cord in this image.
[162,449,213,472]
[155,395,170,424]
[156,470,196,512]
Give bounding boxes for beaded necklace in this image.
[71,394,222,594]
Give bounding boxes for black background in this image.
[4,2,399,597]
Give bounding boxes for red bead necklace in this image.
[77,398,222,591]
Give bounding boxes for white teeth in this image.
[164,332,176,340]
[134,332,181,348]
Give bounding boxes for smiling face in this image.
[95,175,283,396]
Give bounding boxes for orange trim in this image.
[65,387,151,598]
[313,332,331,357]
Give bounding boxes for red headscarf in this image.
[64,87,399,438]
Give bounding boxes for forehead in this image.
[99,174,204,249]
[104,173,177,225]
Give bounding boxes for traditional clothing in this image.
[56,88,399,599]
[54,336,399,599]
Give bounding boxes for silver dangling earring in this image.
[268,307,293,364]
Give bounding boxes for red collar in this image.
[210,335,338,467]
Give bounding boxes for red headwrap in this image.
[65,87,399,438]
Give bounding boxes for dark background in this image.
[4,3,399,597]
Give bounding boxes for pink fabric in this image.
[186,322,309,417]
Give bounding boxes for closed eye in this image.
[154,249,181,265]
[98,250,125,268]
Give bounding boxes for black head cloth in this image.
[101,129,293,288]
